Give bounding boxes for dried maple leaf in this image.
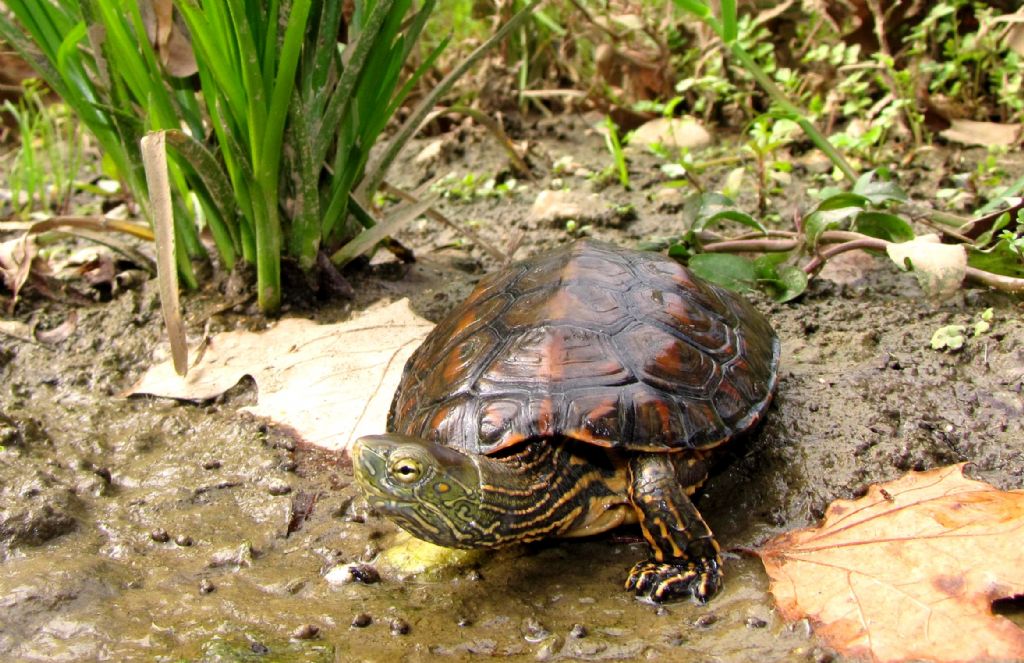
[759,464,1024,663]
[127,299,432,452]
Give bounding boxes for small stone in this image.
[202,460,222,470]
[268,481,292,496]
[199,578,215,594]
[175,534,193,547]
[324,563,380,585]
[569,623,587,639]
[522,617,550,643]
[746,617,768,628]
[630,117,712,150]
[351,613,372,628]
[528,189,622,227]
[279,460,298,472]
[414,139,444,165]
[693,613,718,628]
[150,528,170,543]
[535,635,562,660]
[813,648,835,663]
[291,624,320,640]
[390,618,410,636]
[250,642,269,655]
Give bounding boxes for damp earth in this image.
[2,123,1023,661]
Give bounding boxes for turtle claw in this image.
[625,555,722,604]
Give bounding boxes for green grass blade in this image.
[359,0,541,198]
[330,195,436,267]
[720,0,737,41]
[314,0,397,167]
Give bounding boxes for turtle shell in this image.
[389,239,780,456]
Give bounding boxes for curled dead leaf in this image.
[886,234,966,298]
[126,299,433,452]
[759,464,1024,663]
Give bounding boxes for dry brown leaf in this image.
[886,234,966,298]
[760,464,1024,663]
[139,0,198,77]
[0,235,43,314]
[940,119,1023,147]
[127,299,433,452]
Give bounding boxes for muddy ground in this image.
[1,117,1023,662]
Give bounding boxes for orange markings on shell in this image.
[386,240,780,456]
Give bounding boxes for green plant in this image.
[931,308,993,351]
[602,116,630,189]
[743,116,799,215]
[431,171,522,200]
[2,80,85,215]
[907,0,1024,122]
[658,171,1024,301]
[1,0,537,313]
[671,0,859,183]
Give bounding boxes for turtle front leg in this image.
[625,453,722,603]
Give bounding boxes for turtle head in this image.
[352,434,487,548]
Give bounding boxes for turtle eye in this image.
[389,457,423,484]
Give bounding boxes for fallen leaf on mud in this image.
[0,235,38,313]
[940,119,1022,147]
[127,299,433,453]
[34,311,78,344]
[760,464,1024,663]
[886,234,966,297]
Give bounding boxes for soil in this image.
[1,116,1022,662]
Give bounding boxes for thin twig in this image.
[380,183,508,263]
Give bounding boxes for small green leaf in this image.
[683,192,766,234]
[753,254,806,302]
[853,170,908,205]
[854,212,915,243]
[687,253,757,292]
[815,192,870,211]
[931,325,967,351]
[768,265,808,302]
[805,206,862,246]
[967,240,1024,278]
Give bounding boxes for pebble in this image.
[268,481,292,496]
[629,117,712,150]
[746,616,768,628]
[693,613,718,628]
[522,617,550,643]
[351,613,372,628]
[175,535,193,547]
[813,648,835,663]
[199,578,215,594]
[150,528,170,543]
[202,460,221,470]
[535,635,562,660]
[569,623,587,639]
[324,563,380,585]
[291,624,320,640]
[390,618,410,636]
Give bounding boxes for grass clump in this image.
[0,0,539,312]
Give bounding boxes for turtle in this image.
[353,239,780,603]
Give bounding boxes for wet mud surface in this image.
[1,123,1023,661]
